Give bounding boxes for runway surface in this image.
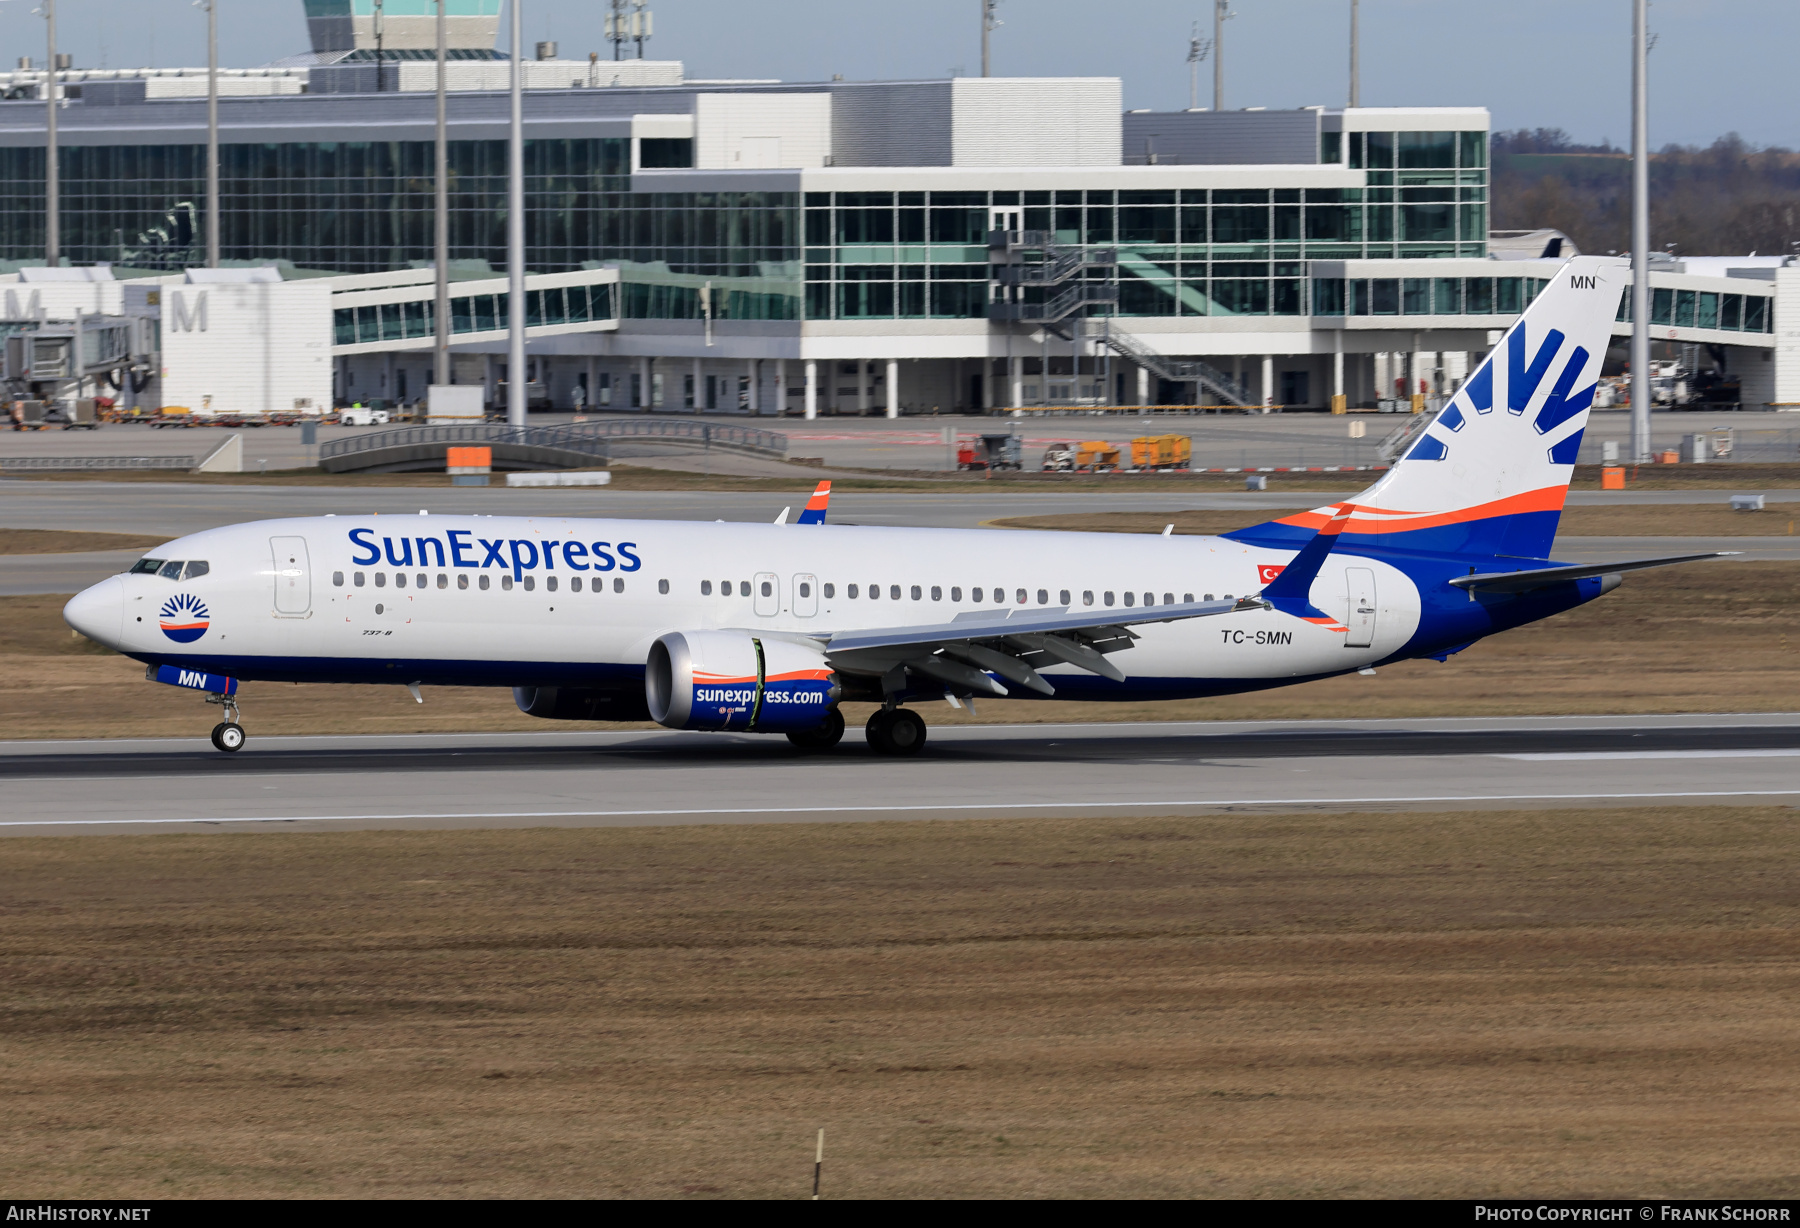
[7,712,1799,837]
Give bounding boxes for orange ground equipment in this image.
[1075,441,1121,472]
[1129,434,1191,471]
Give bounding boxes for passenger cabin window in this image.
[458,575,469,590]
[479,575,490,591]
[701,580,712,595]
[375,572,387,587]
[910,585,922,601]
[396,573,407,589]
[1059,589,1070,605]
[1083,591,1093,605]
[355,572,366,587]
[1104,591,1115,606]
[501,576,513,591]
[437,574,448,589]
[523,576,535,592]
[847,584,859,598]
[1037,589,1048,605]
[546,576,558,592]
[332,571,345,587]
[738,581,749,596]
[572,577,582,591]
[416,573,426,589]
[930,586,941,601]
[869,584,880,599]
[1183,593,1194,603]
[130,558,165,575]
[1164,592,1175,605]
[799,582,812,598]
[823,583,835,598]
[1016,588,1027,605]
[951,587,962,602]
[760,580,773,597]
[613,578,624,593]
[972,588,983,602]
[1124,592,1135,607]
[1204,592,1214,600]
[182,561,209,580]
[890,585,901,600]
[659,579,670,594]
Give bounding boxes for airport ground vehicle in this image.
[338,406,391,426]
[957,433,1023,470]
[1130,434,1190,470]
[1076,441,1121,471]
[1041,442,1078,471]
[65,258,1729,758]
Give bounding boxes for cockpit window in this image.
[129,558,166,575]
[180,561,209,580]
[157,561,184,580]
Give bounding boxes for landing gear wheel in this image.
[786,707,846,751]
[210,722,245,753]
[865,708,927,756]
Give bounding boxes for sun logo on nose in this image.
[158,592,211,643]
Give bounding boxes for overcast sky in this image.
[10,0,1792,149]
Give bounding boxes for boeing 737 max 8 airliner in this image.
[64,256,1726,754]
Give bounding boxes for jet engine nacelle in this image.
[645,629,840,733]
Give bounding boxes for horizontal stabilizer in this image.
[1449,551,1737,593]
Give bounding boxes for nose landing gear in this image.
[206,693,246,753]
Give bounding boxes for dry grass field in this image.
[0,529,173,554]
[2,806,1796,1198]
[3,558,1795,740]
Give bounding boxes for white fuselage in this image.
[74,514,1424,700]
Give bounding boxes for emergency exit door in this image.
[271,536,311,616]
[753,571,780,617]
[1344,567,1376,648]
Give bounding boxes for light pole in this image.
[1212,0,1233,113]
[1187,23,1209,110]
[1630,0,1651,462]
[203,0,218,267]
[981,0,1000,77]
[373,0,384,92]
[434,0,449,389]
[1348,0,1359,108]
[507,0,526,427]
[42,0,57,266]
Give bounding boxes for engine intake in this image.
[646,630,840,733]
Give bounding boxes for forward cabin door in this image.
[793,574,818,617]
[271,536,311,616]
[1344,567,1376,648]
[753,571,780,617]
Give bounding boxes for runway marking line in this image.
[9,788,1800,828]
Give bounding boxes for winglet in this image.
[1258,504,1352,630]
[796,480,832,525]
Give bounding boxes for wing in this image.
[821,597,1245,696]
[796,480,832,525]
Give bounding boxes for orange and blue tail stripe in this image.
[796,480,831,525]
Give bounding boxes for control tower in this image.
[304,0,501,55]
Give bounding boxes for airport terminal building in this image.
[0,6,1788,416]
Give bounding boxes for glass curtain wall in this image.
[0,139,802,321]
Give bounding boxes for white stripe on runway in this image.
[1500,749,1800,761]
[8,787,1800,827]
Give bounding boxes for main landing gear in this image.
[207,693,246,753]
[786,706,846,752]
[865,707,927,756]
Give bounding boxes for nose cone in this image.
[64,576,125,650]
